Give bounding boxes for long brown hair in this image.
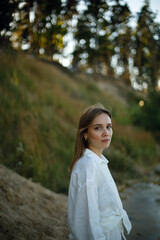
[69,103,111,172]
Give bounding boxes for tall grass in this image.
[0,50,159,193]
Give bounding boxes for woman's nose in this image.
[103,128,108,135]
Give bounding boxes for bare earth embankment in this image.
[0,164,69,240]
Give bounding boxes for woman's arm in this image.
[68,179,106,240]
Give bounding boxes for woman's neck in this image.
[88,146,103,158]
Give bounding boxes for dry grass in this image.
[0,50,159,193]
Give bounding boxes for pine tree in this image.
[0,0,19,33]
[133,0,160,91]
[11,0,67,56]
[72,0,111,73]
[109,0,132,84]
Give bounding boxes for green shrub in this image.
[132,92,160,141]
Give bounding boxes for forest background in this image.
[1,0,160,193]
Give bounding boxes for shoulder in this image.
[74,153,97,172]
[72,154,98,184]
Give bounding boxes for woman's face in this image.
[84,113,113,156]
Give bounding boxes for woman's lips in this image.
[101,139,110,142]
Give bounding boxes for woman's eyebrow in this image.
[92,123,112,127]
[92,123,102,127]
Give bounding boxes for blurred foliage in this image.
[0,50,159,193]
[0,0,19,32]
[133,0,160,90]
[0,0,160,91]
[132,92,160,141]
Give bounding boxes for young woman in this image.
[68,104,132,240]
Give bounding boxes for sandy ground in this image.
[0,164,69,240]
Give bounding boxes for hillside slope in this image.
[0,50,159,193]
[0,164,69,240]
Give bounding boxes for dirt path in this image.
[123,183,160,240]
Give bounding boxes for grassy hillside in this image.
[0,49,159,193]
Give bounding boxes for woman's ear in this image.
[84,133,88,141]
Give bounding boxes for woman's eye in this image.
[95,126,101,130]
[107,125,112,129]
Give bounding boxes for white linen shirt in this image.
[68,148,132,240]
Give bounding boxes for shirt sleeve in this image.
[73,181,106,240]
[68,160,106,240]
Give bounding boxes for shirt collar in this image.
[84,148,109,165]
